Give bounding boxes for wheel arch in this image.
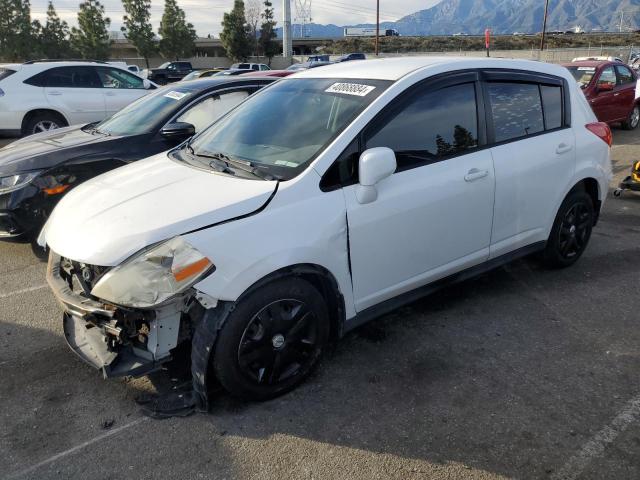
[21,108,69,134]
[569,177,601,224]
[236,263,347,341]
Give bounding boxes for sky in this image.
[29,0,442,37]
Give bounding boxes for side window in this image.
[487,82,544,142]
[365,82,479,169]
[598,67,616,88]
[252,65,260,71]
[176,90,250,132]
[96,67,144,89]
[540,85,563,130]
[167,64,176,71]
[40,66,101,88]
[616,65,634,85]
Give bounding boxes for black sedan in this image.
[0,76,275,250]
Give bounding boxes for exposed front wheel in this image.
[213,278,329,401]
[622,105,640,130]
[542,190,594,268]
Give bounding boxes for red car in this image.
[563,60,639,129]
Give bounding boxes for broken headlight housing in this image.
[91,237,214,308]
[0,171,40,194]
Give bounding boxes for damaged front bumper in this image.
[47,252,199,378]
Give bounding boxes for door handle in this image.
[464,168,489,182]
[47,91,62,96]
[556,143,573,154]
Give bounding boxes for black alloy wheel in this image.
[238,299,319,385]
[213,278,329,400]
[543,190,594,268]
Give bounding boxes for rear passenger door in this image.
[614,64,636,121]
[42,66,106,125]
[484,72,575,258]
[344,73,496,311]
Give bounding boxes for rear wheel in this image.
[542,190,594,268]
[23,112,67,136]
[622,105,640,130]
[213,278,329,401]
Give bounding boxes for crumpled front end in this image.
[47,252,203,378]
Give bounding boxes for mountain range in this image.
[277,0,640,37]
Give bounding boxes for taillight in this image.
[586,122,612,147]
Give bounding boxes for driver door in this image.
[590,66,617,122]
[343,75,495,312]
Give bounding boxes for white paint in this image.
[551,395,640,480]
[6,418,148,479]
[0,284,47,299]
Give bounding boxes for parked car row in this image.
[0,57,612,418]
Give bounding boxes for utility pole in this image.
[283,0,292,60]
[375,0,380,56]
[540,0,549,51]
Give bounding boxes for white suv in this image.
[0,60,155,137]
[41,57,612,414]
[230,62,271,71]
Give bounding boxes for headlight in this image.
[0,171,40,194]
[91,237,214,308]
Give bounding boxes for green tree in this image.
[259,0,278,65]
[0,0,36,61]
[121,0,157,68]
[71,0,111,59]
[158,0,196,61]
[220,0,252,62]
[40,2,71,58]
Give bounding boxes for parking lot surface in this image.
[1,130,640,479]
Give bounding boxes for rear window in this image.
[0,68,15,81]
[488,83,544,143]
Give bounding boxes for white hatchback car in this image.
[0,60,155,137]
[41,57,612,414]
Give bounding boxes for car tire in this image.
[542,190,594,269]
[622,105,640,130]
[213,277,330,401]
[30,239,49,262]
[23,112,67,136]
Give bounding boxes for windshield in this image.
[186,78,390,180]
[93,87,193,136]
[566,66,596,87]
[158,62,170,69]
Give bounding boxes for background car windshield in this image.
[95,88,192,135]
[188,78,390,179]
[566,66,596,86]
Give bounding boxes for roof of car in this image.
[562,60,611,68]
[171,76,275,92]
[293,56,573,81]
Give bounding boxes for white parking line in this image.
[551,394,640,480]
[0,284,48,299]
[6,417,148,479]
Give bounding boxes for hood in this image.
[0,125,115,175]
[42,152,278,266]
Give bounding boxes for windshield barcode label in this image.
[325,83,376,96]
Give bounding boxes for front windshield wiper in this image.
[192,149,277,180]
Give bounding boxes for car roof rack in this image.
[23,59,109,65]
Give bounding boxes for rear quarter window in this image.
[0,68,16,81]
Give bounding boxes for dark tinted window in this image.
[488,82,543,142]
[541,85,563,130]
[366,82,478,168]
[39,66,102,88]
[177,62,191,69]
[616,65,634,85]
[0,68,15,81]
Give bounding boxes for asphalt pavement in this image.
[1,130,640,479]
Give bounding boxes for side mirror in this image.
[160,122,195,140]
[356,147,396,204]
[143,79,152,90]
[598,82,615,92]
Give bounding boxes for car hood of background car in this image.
[0,125,117,176]
[41,152,278,266]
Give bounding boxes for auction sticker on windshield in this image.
[325,83,376,96]
[164,91,189,100]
